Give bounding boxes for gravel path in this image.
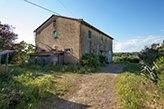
[52,64,123,109]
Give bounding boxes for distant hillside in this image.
[113,52,139,57]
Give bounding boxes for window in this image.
[100,36,103,43]
[65,48,73,54]
[88,30,92,39]
[53,20,56,26]
[53,31,57,38]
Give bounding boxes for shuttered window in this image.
[88,30,92,39]
[53,31,57,38]
[101,36,103,43]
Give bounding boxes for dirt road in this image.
[51,64,123,109]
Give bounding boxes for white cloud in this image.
[161,29,164,32]
[114,35,164,52]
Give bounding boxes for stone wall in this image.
[80,24,113,60]
[35,17,81,63]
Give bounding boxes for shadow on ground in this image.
[35,95,90,109]
[53,98,90,109]
[98,64,123,74]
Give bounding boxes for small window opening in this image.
[41,50,45,52]
[100,36,103,43]
[88,30,92,39]
[65,48,73,54]
[53,31,57,38]
[53,20,56,26]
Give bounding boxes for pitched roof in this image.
[34,15,113,40]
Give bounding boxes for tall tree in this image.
[0,21,18,50]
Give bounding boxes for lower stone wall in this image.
[29,56,52,65]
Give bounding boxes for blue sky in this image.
[0,0,164,52]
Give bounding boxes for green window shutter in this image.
[100,36,103,43]
[88,30,92,39]
[101,36,103,40]
[53,31,57,38]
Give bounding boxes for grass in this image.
[0,62,98,109]
[116,61,164,108]
[19,62,98,74]
[0,66,53,109]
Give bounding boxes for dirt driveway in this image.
[50,64,123,109]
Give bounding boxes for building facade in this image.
[34,15,113,64]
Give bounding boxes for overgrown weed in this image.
[116,61,164,108]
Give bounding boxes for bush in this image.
[138,47,160,66]
[81,53,100,68]
[138,41,164,66]
[113,56,140,63]
[99,55,108,64]
[133,58,140,63]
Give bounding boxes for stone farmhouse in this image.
[33,15,113,64]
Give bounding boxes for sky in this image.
[0,0,164,52]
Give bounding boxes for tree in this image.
[0,21,18,50]
[138,40,164,66]
[13,41,35,61]
[0,38,7,50]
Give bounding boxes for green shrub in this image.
[138,41,164,66]
[133,58,140,63]
[81,53,100,68]
[156,56,164,65]
[99,55,108,64]
[140,62,159,83]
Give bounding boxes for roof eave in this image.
[81,20,113,40]
[34,15,114,40]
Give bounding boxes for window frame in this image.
[100,36,103,43]
[53,31,57,38]
[88,30,92,40]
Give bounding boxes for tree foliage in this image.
[0,21,18,50]
[0,38,7,50]
[138,40,164,66]
[13,41,35,60]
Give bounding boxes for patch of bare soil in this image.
[50,64,122,109]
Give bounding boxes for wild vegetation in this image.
[81,53,109,68]
[116,41,164,108]
[0,52,110,108]
[138,40,164,66]
[81,53,100,68]
[0,66,53,109]
[116,59,164,108]
[0,62,99,109]
[113,52,140,63]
